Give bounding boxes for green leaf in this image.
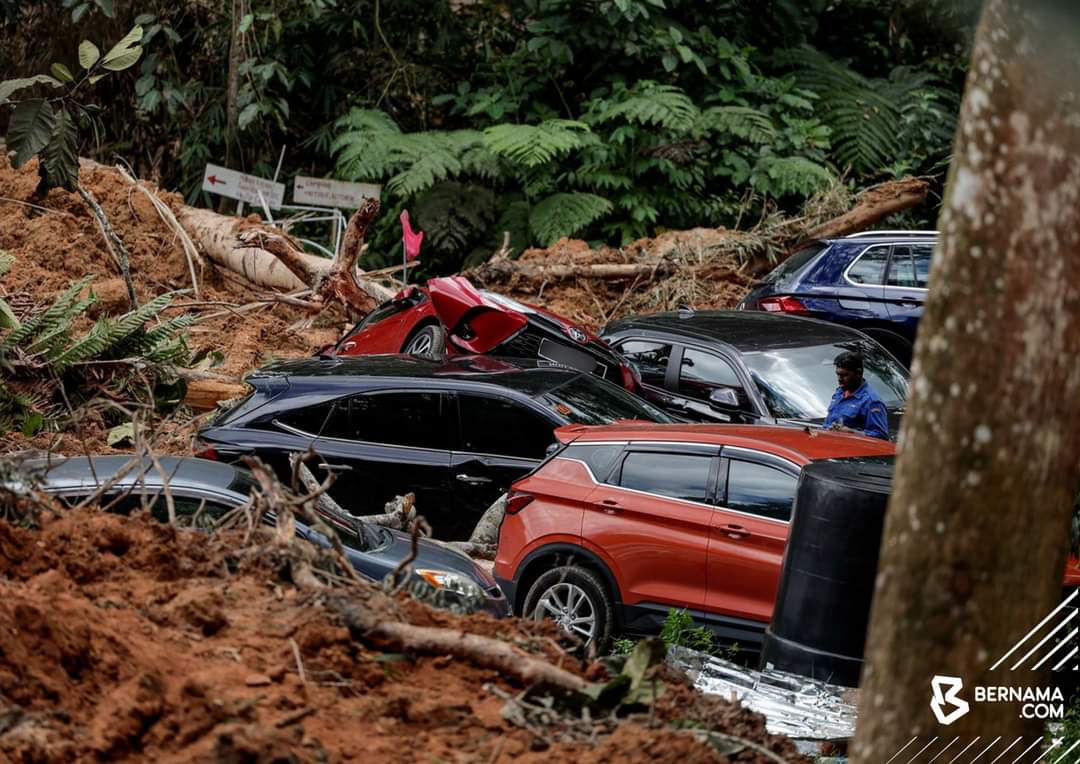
[7,99,56,168]
[89,74,106,84]
[78,40,100,70]
[50,63,75,84]
[41,106,79,192]
[0,297,19,330]
[101,25,144,71]
[96,0,115,16]
[134,13,155,25]
[661,53,677,72]
[21,412,44,438]
[71,3,89,23]
[529,192,613,246]
[0,75,63,104]
[106,422,134,446]
[238,13,254,34]
[237,102,259,130]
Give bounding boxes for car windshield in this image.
[743,340,908,422]
[534,375,673,425]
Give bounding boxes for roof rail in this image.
[844,230,937,238]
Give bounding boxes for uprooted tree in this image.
[853,1,1080,759]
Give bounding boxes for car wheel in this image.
[523,565,614,649]
[403,324,446,358]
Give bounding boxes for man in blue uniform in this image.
[823,351,889,440]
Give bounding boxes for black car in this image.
[21,455,508,616]
[197,355,672,540]
[600,309,909,434]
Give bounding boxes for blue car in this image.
[738,231,936,366]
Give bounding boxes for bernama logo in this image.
[930,675,1065,725]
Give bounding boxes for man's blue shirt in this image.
[823,381,889,440]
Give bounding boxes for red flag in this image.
[400,210,424,262]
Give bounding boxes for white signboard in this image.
[201,163,285,209]
[293,176,381,209]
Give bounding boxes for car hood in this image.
[379,527,498,589]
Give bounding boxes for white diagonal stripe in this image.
[1053,738,1080,764]
[928,737,960,763]
[1032,628,1079,670]
[1010,738,1043,763]
[949,737,981,763]
[887,736,920,764]
[908,737,941,764]
[991,590,1079,670]
[1037,737,1062,764]
[990,738,1023,764]
[972,737,1004,764]
[1011,611,1076,669]
[1052,646,1079,672]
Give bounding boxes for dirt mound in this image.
[0,510,808,763]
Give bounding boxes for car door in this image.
[835,244,890,326]
[304,390,455,536]
[883,243,932,342]
[608,338,675,413]
[667,345,760,424]
[448,392,555,534]
[705,449,797,623]
[583,445,719,613]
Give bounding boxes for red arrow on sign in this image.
[207,175,224,186]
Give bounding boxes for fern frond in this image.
[701,106,777,144]
[529,192,613,246]
[482,120,592,168]
[2,276,94,352]
[52,292,179,370]
[752,156,836,197]
[599,82,699,132]
[413,182,497,255]
[0,251,13,278]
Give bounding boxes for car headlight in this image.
[415,569,486,600]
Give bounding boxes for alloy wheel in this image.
[532,582,596,641]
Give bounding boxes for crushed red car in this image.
[326,276,640,391]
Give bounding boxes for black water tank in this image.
[760,455,894,687]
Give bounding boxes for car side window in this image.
[677,348,750,409]
[458,395,553,460]
[618,451,713,503]
[912,244,933,288]
[847,245,890,285]
[886,245,922,288]
[348,392,447,449]
[560,443,623,482]
[616,340,671,387]
[279,401,338,436]
[724,460,797,522]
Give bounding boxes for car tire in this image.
[403,324,446,359]
[522,564,615,650]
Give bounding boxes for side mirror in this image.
[708,388,740,410]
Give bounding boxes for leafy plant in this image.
[0,24,144,193]
[660,608,715,654]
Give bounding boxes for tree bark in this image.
[224,0,242,173]
[852,2,1080,760]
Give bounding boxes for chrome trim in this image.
[844,230,937,238]
[721,446,802,474]
[841,243,892,288]
[273,419,451,455]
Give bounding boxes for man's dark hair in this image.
[834,351,864,372]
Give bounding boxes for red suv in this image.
[493,423,896,648]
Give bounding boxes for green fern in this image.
[482,120,592,168]
[529,192,613,246]
[597,82,699,131]
[2,276,94,352]
[701,106,777,144]
[52,292,183,370]
[413,182,497,256]
[752,155,836,197]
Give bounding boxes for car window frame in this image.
[449,390,556,462]
[608,443,722,508]
[715,446,801,524]
[611,337,675,393]
[670,343,766,418]
[841,243,894,287]
[884,243,932,292]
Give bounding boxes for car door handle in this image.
[456,473,492,485]
[600,498,622,514]
[317,463,353,472]
[720,523,750,540]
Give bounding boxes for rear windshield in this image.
[533,375,673,425]
[760,243,827,286]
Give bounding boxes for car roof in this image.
[556,423,895,464]
[20,455,252,497]
[604,310,866,352]
[252,354,592,394]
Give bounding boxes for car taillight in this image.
[759,296,809,315]
[505,491,535,515]
[194,444,218,461]
[619,361,641,392]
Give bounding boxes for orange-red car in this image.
[494,422,897,648]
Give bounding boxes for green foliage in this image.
[660,609,714,654]
[0,24,143,193]
[530,193,613,246]
[0,260,192,435]
[483,120,592,167]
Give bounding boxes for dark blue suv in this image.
[738,232,936,366]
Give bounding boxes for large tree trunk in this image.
[852,2,1080,761]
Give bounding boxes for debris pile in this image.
[0,507,809,763]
